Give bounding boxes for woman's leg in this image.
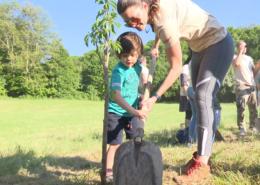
[191,33,234,163]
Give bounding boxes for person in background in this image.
[232,40,257,136]
[117,0,234,184]
[188,89,222,144]
[212,97,223,141]
[139,56,149,86]
[179,63,192,128]
[254,59,260,106]
[253,59,260,133]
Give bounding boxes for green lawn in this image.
[0,99,186,155]
[0,99,259,185]
[0,99,106,155]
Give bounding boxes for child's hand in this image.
[133,109,148,120]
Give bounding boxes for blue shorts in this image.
[107,112,141,145]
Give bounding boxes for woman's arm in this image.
[156,41,182,97]
[151,34,160,58]
[143,41,183,110]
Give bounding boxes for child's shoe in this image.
[106,169,113,184]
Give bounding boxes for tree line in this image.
[0,1,260,101]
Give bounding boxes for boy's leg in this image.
[106,113,127,178]
[106,144,120,175]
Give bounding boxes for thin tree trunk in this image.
[26,46,29,73]
[101,45,110,185]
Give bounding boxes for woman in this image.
[117,0,234,184]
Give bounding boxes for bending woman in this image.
[117,0,234,184]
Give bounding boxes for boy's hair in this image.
[116,31,143,58]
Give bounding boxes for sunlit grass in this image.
[0,99,259,185]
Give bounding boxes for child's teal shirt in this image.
[108,61,142,117]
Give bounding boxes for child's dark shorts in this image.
[107,112,141,145]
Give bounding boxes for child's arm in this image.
[111,90,146,119]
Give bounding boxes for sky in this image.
[8,0,260,56]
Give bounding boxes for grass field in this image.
[0,99,259,185]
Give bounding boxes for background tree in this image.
[84,0,120,184]
[0,1,82,98]
[228,26,260,60]
[0,0,259,102]
[43,40,81,98]
[0,1,54,97]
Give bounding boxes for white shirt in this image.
[153,0,227,52]
[233,54,255,88]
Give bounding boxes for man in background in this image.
[232,40,258,136]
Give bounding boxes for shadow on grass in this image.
[0,147,101,185]
[144,129,179,147]
[144,129,188,176]
[43,155,100,171]
[144,125,260,149]
[221,126,260,142]
[144,127,250,148]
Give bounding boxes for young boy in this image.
[106,31,147,182]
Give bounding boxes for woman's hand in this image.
[140,96,157,113]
